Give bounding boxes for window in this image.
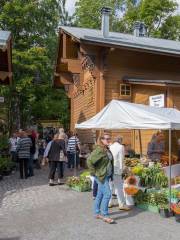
[120,84,131,96]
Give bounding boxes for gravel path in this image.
[0,167,180,240]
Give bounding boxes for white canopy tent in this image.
[75,100,180,130]
[76,100,180,210]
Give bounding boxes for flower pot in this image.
[71,185,91,192]
[175,214,180,223]
[159,208,170,218]
[136,204,159,213]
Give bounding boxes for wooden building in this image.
[0,30,12,85]
[0,30,12,132]
[54,8,180,155]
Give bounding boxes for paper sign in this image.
[149,94,165,108]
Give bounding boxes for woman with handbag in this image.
[87,133,115,224]
[48,133,67,186]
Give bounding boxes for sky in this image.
[66,0,180,15]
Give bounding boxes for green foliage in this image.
[80,170,91,177]
[131,164,144,177]
[66,176,91,189]
[0,136,9,151]
[74,0,180,40]
[158,15,180,41]
[0,157,15,172]
[74,0,123,29]
[165,189,180,199]
[0,0,71,129]
[140,164,168,189]
[134,190,169,208]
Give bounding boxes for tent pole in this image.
[138,130,143,157]
[169,129,172,211]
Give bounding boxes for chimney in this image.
[101,7,112,38]
[134,21,147,37]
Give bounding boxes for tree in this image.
[74,0,123,29]
[114,0,179,37]
[0,0,71,130]
[58,0,73,26]
[158,15,180,41]
[74,0,180,40]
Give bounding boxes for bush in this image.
[0,135,9,152]
[0,157,15,173]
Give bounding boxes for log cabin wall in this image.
[105,48,180,154]
[69,45,102,144]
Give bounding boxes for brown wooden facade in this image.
[54,28,180,155]
[0,32,12,85]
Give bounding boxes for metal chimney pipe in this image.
[101,7,112,38]
[134,21,147,37]
[134,21,141,37]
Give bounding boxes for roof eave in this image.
[80,38,180,58]
[59,27,81,43]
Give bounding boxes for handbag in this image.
[59,151,66,162]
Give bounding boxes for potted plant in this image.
[66,176,91,192]
[159,204,170,218]
[140,164,168,189]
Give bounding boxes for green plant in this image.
[165,189,180,199]
[140,163,168,189]
[0,136,9,151]
[132,164,144,177]
[66,176,91,189]
[80,171,90,178]
[134,190,168,208]
[0,157,15,172]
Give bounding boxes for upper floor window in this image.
[120,84,131,96]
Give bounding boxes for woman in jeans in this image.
[48,134,66,186]
[87,133,114,224]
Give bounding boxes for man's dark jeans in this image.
[28,153,34,177]
[19,158,28,179]
[93,179,98,198]
[49,161,64,179]
[67,152,80,168]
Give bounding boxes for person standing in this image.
[147,132,165,162]
[27,130,36,177]
[67,133,81,169]
[48,134,67,186]
[9,132,19,163]
[16,131,32,179]
[58,128,68,149]
[87,133,114,224]
[109,137,130,211]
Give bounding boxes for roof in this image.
[0,30,11,50]
[124,77,180,86]
[61,26,180,56]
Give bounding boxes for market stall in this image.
[76,100,180,218]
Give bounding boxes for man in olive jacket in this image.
[87,134,114,224]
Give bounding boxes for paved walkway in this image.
[0,167,180,240]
